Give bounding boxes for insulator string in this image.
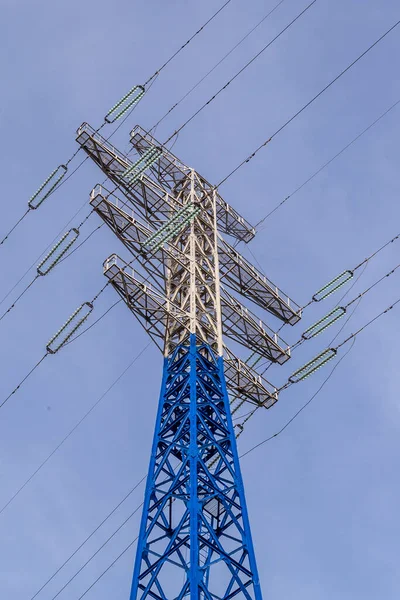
[239,338,357,458]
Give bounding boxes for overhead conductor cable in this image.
[0,0,235,246]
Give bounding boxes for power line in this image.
[240,337,357,459]
[29,476,146,600]
[165,0,317,144]
[0,2,235,248]
[0,285,110,410]
[144,0,236,87]
[255,97,400,229]
[151,0,287,132]
[76,535,139,600]
[57,224,104,266]
[47,502,144,600]
[64,299,122,347]
[0,354,48,410]
[0,344,150,516]
[217,18,400,187]
[0,209,94,309]
[336,295,400,352]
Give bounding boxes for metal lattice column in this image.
[130,336,262,600]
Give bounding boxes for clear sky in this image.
[0,0,399,598]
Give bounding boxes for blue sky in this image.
[0,0,399,598]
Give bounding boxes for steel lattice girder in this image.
[103,255,279,408]
[130,125,256,243]
[104,255,290,364]
[218,237,301,325]
[75,122,255,244]
[91,187,301,326]
[130,336,263,600]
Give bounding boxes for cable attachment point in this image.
[37,228,80,276]
[104,85,146,123]
[28,165,68,209]
[302,306,346,340]
[289,348,337,383]
[144,203,201,253]
[312,270,354,302]
[46,302,94,354]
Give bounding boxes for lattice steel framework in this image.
[76,123,301,599]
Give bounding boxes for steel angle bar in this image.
[103,255,190,352]
[92,189,191,281]
[220,287,291,364]
[76,123,130,177]
[223,347,278,408]
[130,125,256,243]
[218,236,301,325]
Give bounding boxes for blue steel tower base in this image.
[130,335,263,600]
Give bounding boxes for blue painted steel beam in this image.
[130,335,263,599]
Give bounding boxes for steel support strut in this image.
[130,336,262,600]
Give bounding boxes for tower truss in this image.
[77,123,301,599]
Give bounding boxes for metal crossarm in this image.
[220,287,290,364]
[218,237,301,324]
[130,125,256,243]
[223,347,278,408]
[103,255,189,352]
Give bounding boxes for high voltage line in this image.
[29,477,146,600]
[164,0,317,143]
[0,0,236,247]
[217,18,400,186]
[2,7,396,311]
[17,254,400,598]
[150,0,288,133]
[2,8,399,597]
[254,97,400,229]
[0,0,311,322]
[0,345,151,517]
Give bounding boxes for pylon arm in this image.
[104,255,280,406]
[218,237,301,325]
[223,347,278,408]
[220,287,291,364]
[130,125,256,243]
[91,187,191,289]
[77,125,179,228]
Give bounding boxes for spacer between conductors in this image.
[312,270,354,302]
[289,348,337,383]
[29,165,68,210]
[37,228,80,276]
[46,302,93,354]
[104,85,145,123]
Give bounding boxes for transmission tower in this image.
[76,122,301,599]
